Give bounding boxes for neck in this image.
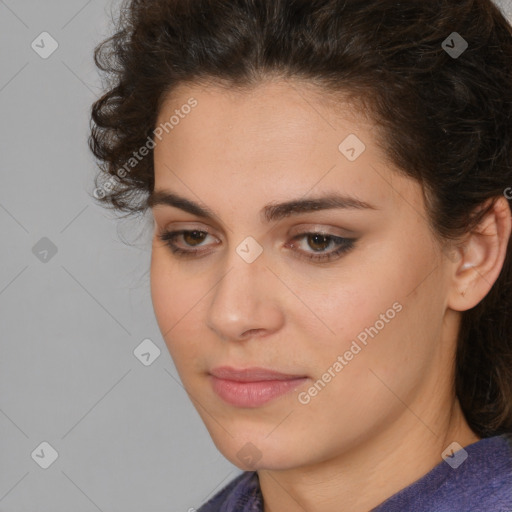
[259,399,479,512]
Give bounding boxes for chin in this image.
[207,427,309,472]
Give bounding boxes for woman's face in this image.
[150,80,458,470]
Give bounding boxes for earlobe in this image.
[447,196,512,312]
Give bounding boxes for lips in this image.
[209,366,309,407]
[209,366,307,382]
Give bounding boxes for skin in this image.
[149,79,511,512]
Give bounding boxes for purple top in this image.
[197,434,512,512]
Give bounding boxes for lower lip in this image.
[210,376,308,408]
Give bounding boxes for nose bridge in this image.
[206,241,283,340]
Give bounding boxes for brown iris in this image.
[306,234,330,252]
[183,230,207,246]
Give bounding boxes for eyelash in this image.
[157,229,356,263]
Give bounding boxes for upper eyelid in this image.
[157,222,356,238]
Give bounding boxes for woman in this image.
[89,0,512,510]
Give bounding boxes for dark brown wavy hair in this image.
[89,0,512,437]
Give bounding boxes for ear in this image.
[447,196,512,312]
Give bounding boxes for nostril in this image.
[241,328,265,338]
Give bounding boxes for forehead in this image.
[152,79,421,218]
[154,79,373,171]
[157,78,366,134]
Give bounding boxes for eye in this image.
[286,232,356,262]
[157,229,218,257]
[156,229,356,262]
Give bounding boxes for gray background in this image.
[0,1,511,510]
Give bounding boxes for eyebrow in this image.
[147,190,377,223]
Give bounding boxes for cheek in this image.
[150,251,175,331]
[310,269,444,409]
[150,249,218,381]
[288,266,401,358]
[299,248,441,383]
[150,251,198,348]
[288,236,425,353]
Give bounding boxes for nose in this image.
[205,250,285,342]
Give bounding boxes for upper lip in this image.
[209,366,307,382]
